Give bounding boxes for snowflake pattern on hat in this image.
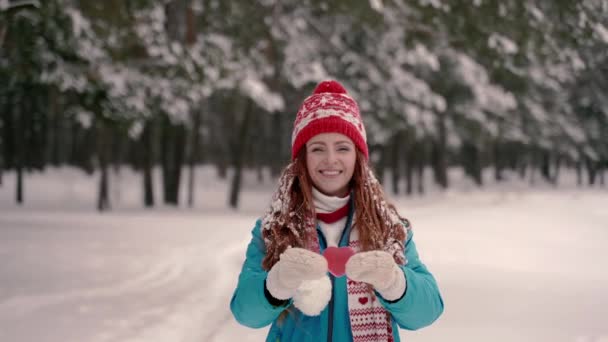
[291,80,368,160]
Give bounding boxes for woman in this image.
[230,80,443,342]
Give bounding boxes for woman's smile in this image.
[306,133,356,197]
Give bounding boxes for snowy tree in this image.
[2,0,606,211]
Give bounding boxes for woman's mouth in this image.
[320,170,342,176]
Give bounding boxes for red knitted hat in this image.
[291,80,368,160]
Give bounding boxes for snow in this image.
[419,0,442,9]
[65,7,89,38]
[450,51,516,116]
[101,64,128,99]
[488,33,519,55]
[369,0,384,12]
[40,62,89,93]
[282,32,328,89]
[0,167,607,342]
[128,121,144,140]
[240,76,285,113]
[75,110,93,129]
[593,23,608,43]
[410,44,440,72]
[526,4,544,21]
[64,6,106,63]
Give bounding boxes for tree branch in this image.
[0,0,40,12]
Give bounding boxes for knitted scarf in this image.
[262,162,409,342]
[307,228,399,342]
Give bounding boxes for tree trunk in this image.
[405,142,414,195]
[46,87,61,166]
[587,158,596,186]
[599,166,605,186]
[0,114,3,185]
[96,120,111,211]
[1,89,13,187]
[188,108,202,207]
[528,148,536,185]
[15,92,24,204]
[264,21,285,179]
[141,120,154,208]
[416,140,427,195]
[494,140,503,182]
[16,163,23,204]
[165,0,188,42]
[216,158,227,178]
[109,127,124,204]
[170,124,186,204]
[553,155,561,186]
[185,2,196,45]
[161,115,171,203]
[186,2,199,207]
[518,154,527,180]
[391,133,402,195]
[257,164,264,184]
[161,116,185,206]
[252,110,266,184]
[98,161,110,211]
[375,143,390,185]
[229,98,253,209]
[187,154,196,207]
[215,102,230,180]
[143,164,154,208]
[416,152,425,195]
[432,113,448,189]
[540,150,552,183]
[462,142,482,186]
[270,112,284,178]
[576,160,582,186]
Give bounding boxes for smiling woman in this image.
[305,133,357,198]
[230,80,444,342]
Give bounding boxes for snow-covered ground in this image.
[0,167,607,342]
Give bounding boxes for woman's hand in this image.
[266,247,328,300]
[345,250,406,301]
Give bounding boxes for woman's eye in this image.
[338,147,350,152]
[311,148,323,152]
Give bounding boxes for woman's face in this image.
[305,133,357,197]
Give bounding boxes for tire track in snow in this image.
[91,234,250,342]
[0,247,185,319]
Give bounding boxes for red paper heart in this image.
[323,246,355,277]
[358,297,368,305]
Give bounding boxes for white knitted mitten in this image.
[266,247,328,300]
[293,276,332,316]
[345,250,406,301]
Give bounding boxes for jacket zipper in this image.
[321,198,355,342]
[328,274,335,342]
[318,231,334,342]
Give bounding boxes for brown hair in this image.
[261,149,407,271]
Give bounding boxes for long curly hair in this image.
[261,148,408,271]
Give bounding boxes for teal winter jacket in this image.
[230,210,444,342]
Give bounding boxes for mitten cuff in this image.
[293,276,332,316]
[376,266,407,301]
[266,264,296,300]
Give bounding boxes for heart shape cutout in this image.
[323,246,355,277]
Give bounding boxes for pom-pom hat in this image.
[291,80,368,160]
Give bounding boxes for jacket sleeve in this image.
[230,219,291,328]
[376,228,444,330]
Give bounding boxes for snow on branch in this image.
[240,75,284,113]
[0,0,39,11]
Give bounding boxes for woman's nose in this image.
[326,149,337,163]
